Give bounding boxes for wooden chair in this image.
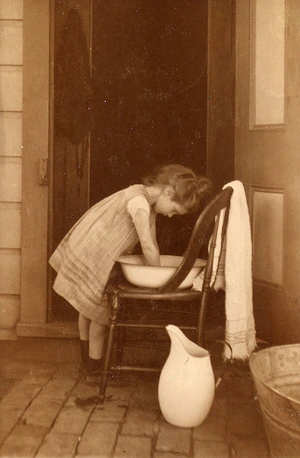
[99,187,233,403]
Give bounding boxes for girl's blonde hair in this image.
[143,164,212,213]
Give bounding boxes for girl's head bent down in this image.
[143,164,212,214]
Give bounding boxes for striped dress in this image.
[49,185,153,324]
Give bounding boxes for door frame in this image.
[17,0,78,337]
[18,0,50,335]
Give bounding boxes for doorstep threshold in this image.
[17,321,79,339]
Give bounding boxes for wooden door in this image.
[50,0,92,322]
[235,0,300,343]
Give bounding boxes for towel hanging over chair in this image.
[193,181,257,360]
[221,180,257,360]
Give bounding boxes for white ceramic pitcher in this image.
[158,325,215,428]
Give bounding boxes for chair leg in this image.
[98,292,119,405]
[99,323,115,404]
[197,290,209,347]
[116,327,126,366]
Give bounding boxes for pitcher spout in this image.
[166,325,209,359]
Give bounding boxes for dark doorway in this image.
[91,1,208,202]
[91,0,208,255]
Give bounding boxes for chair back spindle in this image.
[158,187,233,293]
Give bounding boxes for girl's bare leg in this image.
[89,321,106,359]
[78,315,106,377]
[78,314,91,340]
[78,314,90,371]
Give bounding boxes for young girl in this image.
[49,164,211,378]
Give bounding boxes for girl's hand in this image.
[132,209,160,266]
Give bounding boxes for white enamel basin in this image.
[117,255,206,289]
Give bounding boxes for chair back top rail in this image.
[157,186,233,293]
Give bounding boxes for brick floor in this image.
[0,339,271,458]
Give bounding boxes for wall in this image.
[0,0,23,339]
[0,0,52,339]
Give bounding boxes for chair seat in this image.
[107,277,203,301]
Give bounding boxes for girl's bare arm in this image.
[132,209,160,266]
[150,211,159,252]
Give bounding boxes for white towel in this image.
[223,181,256,360]
[193,180,257,360]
